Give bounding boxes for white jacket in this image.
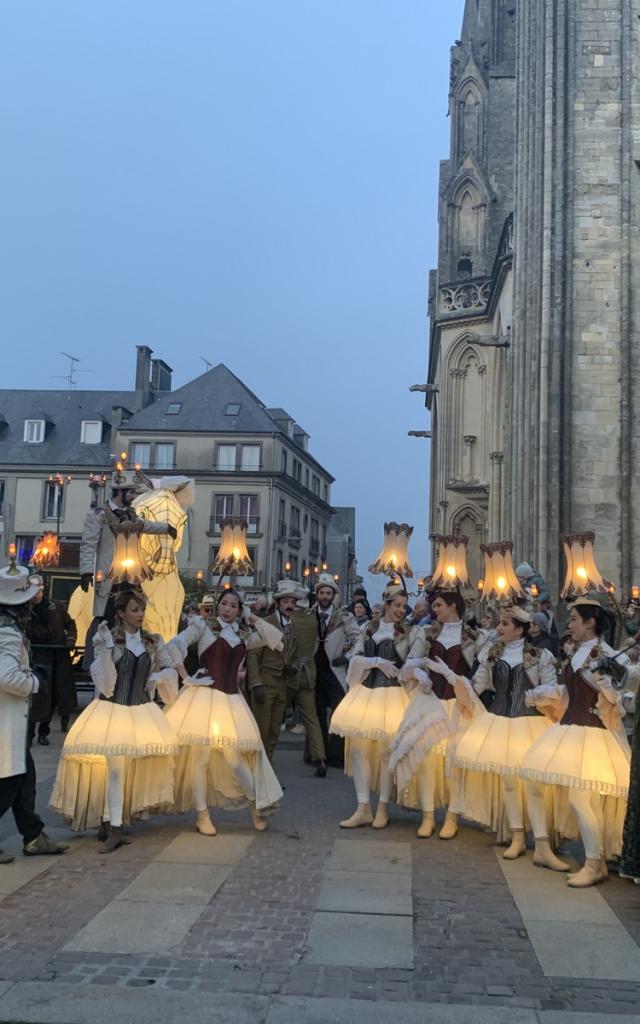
[0,620,38,778]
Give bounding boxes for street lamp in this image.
[48,472,72,538]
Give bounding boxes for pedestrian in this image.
[312,573,362,769]
[330,581,444,829]
[0,562,68,863]
[26,575,77,745]
[352,599,372,627]
[167,588,284,834]
[50,589,179,852]
[521,599,630,887]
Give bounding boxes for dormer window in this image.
[225,403,241,416]
[80,420,102,444]
[24,419,45,443]
[166,403,182,415]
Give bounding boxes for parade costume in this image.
[620,666,640,882]
[50,622,179,845]
[520,624,630,884]
[389,618,475,838]
[330,587,448,829]
[166,611,283,833]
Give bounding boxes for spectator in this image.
[26,576,77,744]
[529,612,555,653]
[352,599,372,626]
[409,599,430,626]
[515,562,550,605]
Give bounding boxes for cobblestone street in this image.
[0,725,640,1022]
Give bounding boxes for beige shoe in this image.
[417,813,435,838]
[251,807,268,832]
[372,802,390,830]
[533,838,570,872]
[340,803,373,828]
[567,857,607,888]
[196,810,216,836]
[503,829,527,860]
[439,813,458,840]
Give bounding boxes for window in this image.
[15,535,37,565]
[80,420,102,444]
[131,443,151,469]
[239,494,259,534]
[24,419,44,443]
[0,479,4,515]
[323,483,329,502]
[165,403,182,415]
[322,524,327,557]
[277,550,284,578]
[241,445,260,471]
[292,458,302,483]
[216,445,236,470]
[305,468,310,489]
[212,493,234,532]
[155,443,175,470]
[278,499,286,540]
[43,481,62,521]
[281,449,288,473]
[225,403,241,416]
[310,518,319,554]
[312,474,320,497]
[289,505,300,537]
[290,555,299,577]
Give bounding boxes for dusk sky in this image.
[0,1,464,598]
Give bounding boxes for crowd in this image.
[1,526,640,893]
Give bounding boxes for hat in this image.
[315,572,338,594]
[274,579,305,602]
[382,581,407,603]
[198,592,216,611]
[0,564,41,606]
[111,466,152,494]
[532,612,549,634]
[29,574,45,591]
[515,562,534,579]
[503,605,531,625]
[568,596,606,612]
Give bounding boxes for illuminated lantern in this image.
[560,531,609,599]
[106,519,154,586]
[368,522,414,578]
[429,535,470,591]
[479,541,525,603]
[31,532,60,568]
[211,518,254,576]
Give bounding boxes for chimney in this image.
[135,346,153,409]
[151,359,173,395]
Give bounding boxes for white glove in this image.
[376,658,399,679]
[183,670,214,687]
[424,656,454,684]
[96,622,114,650]
[414,667,432,693]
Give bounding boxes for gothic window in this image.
[457,254,473,276]
[451,181,485,272]
[451,507,486,585]
[455,80,484,162]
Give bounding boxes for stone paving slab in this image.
[268,997,539,1023]
[328,839,411,874]
[153,832,254,865]
[505,877,620,925]
[117,862,232,904]
[316,869,412,916]
[0,857,53,896]
[527,921,640,982]
[304,911,413,968]
[63,900,206,954]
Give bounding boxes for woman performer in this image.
[389,590,476,839]
[50,590,179,853]
[330,581,449,830]
[165,588,283,835]
[521,598,630,887]
[425,605,567,870]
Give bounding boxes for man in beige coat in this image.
[0,563,68,863]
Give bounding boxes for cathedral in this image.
[426,0,640,596]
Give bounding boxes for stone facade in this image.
[427,0,640,595]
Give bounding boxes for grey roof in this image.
[121,364,288,435]
[0,390,134,468]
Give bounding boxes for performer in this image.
[426,606,567,869]
[166,588,284,835]
[289,599,328,776]
[620,664,640,883]
[0,563,68,863]
[313,573,362,768]
[390,590,477,839]
[26,575,77,743]
[79,465,176,661]
[521,598,630,887]
[50,590,179,853]
[330,581,447,829]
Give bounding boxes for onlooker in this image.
[409,599,430,626]
[529,612,555,653]
[352,599,372,626]
[26,576,77,744]
[515,561,550,605]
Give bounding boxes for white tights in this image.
[568,788,604,860]
[417,749,464,816]
[191,745,256,812]
[502,776,550,837]
[104,755,126,828]
[350,738,394,805]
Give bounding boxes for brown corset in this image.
[429,639,471,700]
[199,638,247,695]
[560,661,605,729]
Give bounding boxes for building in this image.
[326,506,359,604]
[0,346,338,593]
[425,0,639,595]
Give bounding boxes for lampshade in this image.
[479,541,525,602]
[31,532,60,569]
[560,531,609,599]
[211,518,254,576]
[429,534,470,591]
[368,522,414,577]
[106,520,154,586]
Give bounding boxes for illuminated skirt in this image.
[454,710,549,777]
[519,723,630,798]
[388,693,458,804]
[165,685,262,750]
[329,682,410,742]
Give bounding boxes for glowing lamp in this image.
[530,583,539,598]
[477,579,484,594]
[7,543,16,558]
[479,541,525,603]
[211,518,253,576]
[322,562,328,571]
[196,569,204,583]
[333,573,340,582]
[106,519,154,586]
[31,532,61,568]
[95,571,104,584]
[632,585,640,601]
[285,561,292,574]
[303,568,311,579]
[429,535,470,591]
[368,522,414,578]
[560,532,609,599]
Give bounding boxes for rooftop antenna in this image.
[54,352,91,396]
[200,356,213,372]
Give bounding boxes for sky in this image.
[0,0,464,600]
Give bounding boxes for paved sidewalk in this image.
[1,725,640,1021]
